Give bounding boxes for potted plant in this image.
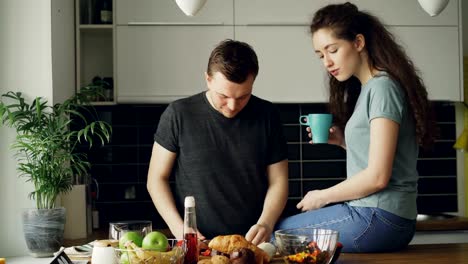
[0,88,112,257]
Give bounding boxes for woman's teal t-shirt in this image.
[345,72,419,220]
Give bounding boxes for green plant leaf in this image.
[90,122,96,134]
[0,90,112,209]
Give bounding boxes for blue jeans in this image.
[274,203,416,253]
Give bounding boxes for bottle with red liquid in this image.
[183,196,199,264]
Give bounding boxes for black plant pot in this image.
[22,207,66,257]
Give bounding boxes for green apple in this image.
[119,231,143,249]
[142,231,169,251]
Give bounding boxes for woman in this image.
[275,2,436,253]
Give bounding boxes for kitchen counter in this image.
[412,214,468,245]
[11,216,464,263]
[6,243,467,264]
[271,243,468,264]
[415,214,468,231]
[4,256,87,264]
[333,243,468,264]
[63,214,468,247]
[4,256,53,264]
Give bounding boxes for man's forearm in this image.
[257,182,288,230]
[257,160,289,230]
[147,178,183,239]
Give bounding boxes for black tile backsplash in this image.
[302,179,343,193]
[419,141,456,158]
[418,177,458,194]
[288,162,301,178]
[289,179,302,198]
[433,103,455,122]
[287,144,301,161]
[283,125,301,142]
[417,159,457,176]
[417,195,458,213]
[83,102,458,229]
[437,123,457,140]
[111,127,139,145]
[278,105,300,124]
[302,144,346,160]
[302,161,347,178]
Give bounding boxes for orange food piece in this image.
[285,251,317,263]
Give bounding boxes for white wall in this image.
[463,0,467,56]
[0,0,53,257]
[51,0,75,103]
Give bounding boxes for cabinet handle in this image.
[127,22,225,26]
[245,23,307,26]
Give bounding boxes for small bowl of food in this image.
[275,228,340,264]
[115,239,185,264]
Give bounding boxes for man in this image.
[147,39,288,245]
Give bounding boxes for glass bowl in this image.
[115,239,184,264]
[275,228,339,264]
[109,220,153,240]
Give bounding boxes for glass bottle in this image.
[100,0,112,24]
[183,196,199,264]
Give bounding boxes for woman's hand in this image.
[296,190,328,211]
[307,125,345,148]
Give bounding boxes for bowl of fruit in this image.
[275,228,341,264]
[115,231,185,264]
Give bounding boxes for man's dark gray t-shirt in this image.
[154,92,287,238]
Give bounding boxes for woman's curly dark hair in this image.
[310,2,436,148]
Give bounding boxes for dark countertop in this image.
[415,214,468,231]
[271,243,468,264]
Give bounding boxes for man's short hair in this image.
[206,39,259,83]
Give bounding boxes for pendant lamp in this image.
[175,0,208,16]
[417,0,450,17]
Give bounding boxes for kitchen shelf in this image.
[80,24,113,29]
[89,101,116,106]
[76,0,115,104]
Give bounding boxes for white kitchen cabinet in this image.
[116,26,234,103]
[115,0,233,25]
[236,25,461,102]
[235,26,328,103]
[114,0,234,103]
[234,0,458,26]
[109,0,462,103]
[391,27,461,101]
[234,0,462,102]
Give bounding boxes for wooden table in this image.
[271,243,468,264]
[66,230,468,263]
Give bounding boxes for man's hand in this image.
[197,231,206,241]
[245,223,272,245]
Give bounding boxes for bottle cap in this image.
[184,196,195,207]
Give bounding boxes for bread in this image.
[197,259,213,264]
[211,255,230,264]
[197,255,230,264]
[208,235,270,264]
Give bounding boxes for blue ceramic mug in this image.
[299,114,333,143]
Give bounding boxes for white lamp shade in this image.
[417,0,449,17]
[175,0,208,16]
